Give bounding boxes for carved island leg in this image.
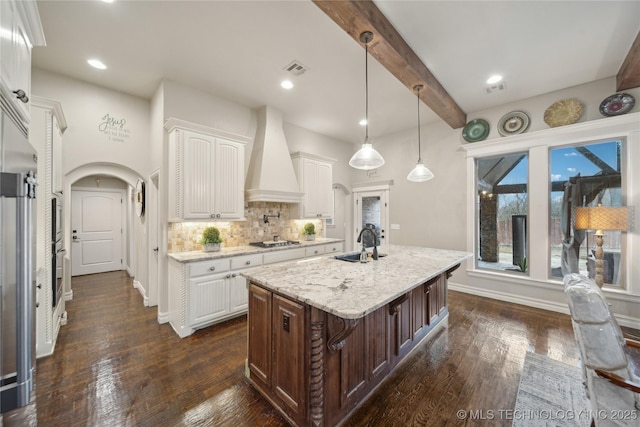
[310,308,325,427]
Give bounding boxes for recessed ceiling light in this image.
[280,80,294,90]
[87,59,107,70]
[486,75,503,84]
[359,119,367,126]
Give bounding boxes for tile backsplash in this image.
[168,202,324,252]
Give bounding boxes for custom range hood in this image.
[245,106,303,203]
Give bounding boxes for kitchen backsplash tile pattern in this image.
[168,202,324,252]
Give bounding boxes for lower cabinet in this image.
[248,284,306,424]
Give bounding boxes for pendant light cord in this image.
[416,87,422,162]
[365,40,369,142]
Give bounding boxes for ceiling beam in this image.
[617,30,640,91]
[313,0,467,129]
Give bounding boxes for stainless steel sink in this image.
[334,252,387,262]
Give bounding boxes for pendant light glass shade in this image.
[350,31,385,171]
[349,141,385,170]
[407,85,434,182]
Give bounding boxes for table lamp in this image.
[575,204,630,287]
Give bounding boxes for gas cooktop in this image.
[249,240,301,248]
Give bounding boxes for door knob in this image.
[153,247,159,253]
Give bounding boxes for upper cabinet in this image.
[31,97,67,195]
[165,118,248,221]
[290,152,335,219]
[0,0,45,129]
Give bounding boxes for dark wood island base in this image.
[246,267,457,427]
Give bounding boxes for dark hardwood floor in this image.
[2,270,624,426]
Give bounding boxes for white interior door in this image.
[71,189,124,276]
[354,189,389,255]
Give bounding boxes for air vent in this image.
[485,82,506,94]
[284,61,309,76]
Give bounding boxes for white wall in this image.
[32,68,151,302]
[31,69,151,177]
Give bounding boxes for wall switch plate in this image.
[391,224,400,230]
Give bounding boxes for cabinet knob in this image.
[226,274,231,278]
[13,89,29,103]
[217,213,221,218]
[210,214,216,218]
[37,283,42,289]
[314,250,318,254]
[209,266,216,271]
[232,273,237,278]
[245,260,251,265]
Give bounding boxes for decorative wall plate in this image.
[497,111,530,136]
[543,99,583,127]
[462,119,490,142]
[135,178,145,217]
[599,93,635,117]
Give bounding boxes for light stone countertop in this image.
[241,244,472,319]
[167,237,344,263]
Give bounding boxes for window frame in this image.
[461,113,639,295]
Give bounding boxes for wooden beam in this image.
[313,0,467,129]
[617,30,640,91]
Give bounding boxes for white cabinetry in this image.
[167,241,344,337]
[168,255,257,337]
[290,152,335,219]
[165,118,248,221]
[30,97,67,358]
[32,97,67,195]
[0,0,45,128]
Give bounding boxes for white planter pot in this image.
[303,234,315,241]
[203,243,221,252]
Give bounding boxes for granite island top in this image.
[241,244,472,319]
[167,237,344,263]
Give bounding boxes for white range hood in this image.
[245,106,303,203]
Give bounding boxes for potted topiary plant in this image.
[200,226,223,252]
[302,222,316,241]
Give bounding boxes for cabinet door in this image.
[228,275,248,313]
[189,274,228,326]
[272,294,305,418]
[301,159,319,217]
[248,284,272,388]
[317,161,333,217]
[182,130,216,219]
[0,1,32,124]
[214,139,244,219]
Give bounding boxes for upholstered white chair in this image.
[563,273,640,426]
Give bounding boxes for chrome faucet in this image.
[357,226,379,260]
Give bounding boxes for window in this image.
[476,153,529,273]
[549,140,625,287]
[463,113,637,293]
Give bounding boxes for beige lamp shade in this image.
[575,206,630,231]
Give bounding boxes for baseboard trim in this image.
[132,280,149,306]
[157,311,169,324]
[449,281,640,329]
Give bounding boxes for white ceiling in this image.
[32,1,640,144]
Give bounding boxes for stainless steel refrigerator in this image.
[0,106,37,414]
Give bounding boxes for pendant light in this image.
[349,31,385,171]
[407,85,434,182]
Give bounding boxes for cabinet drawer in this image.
[188,258,230,277]
[305,246,325,257]
[323,242,344,254]
[231,254,263,270]
[263,248,306,265]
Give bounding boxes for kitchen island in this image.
[241,245,471,427]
